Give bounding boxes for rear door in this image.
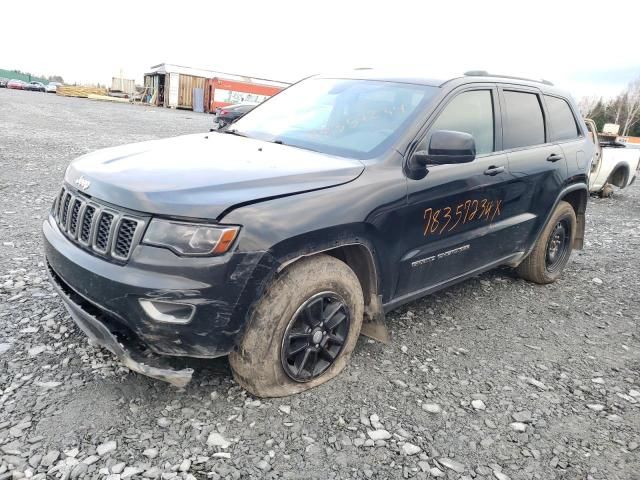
[395,85,512,298]
[497,87,566,256]
[544,94,589,174]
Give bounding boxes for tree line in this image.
[579,76,640,137]
[1,68,64,84]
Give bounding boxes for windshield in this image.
[230,78,438,159]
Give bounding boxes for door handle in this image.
[484,165,505,176]
[547,153,563,162]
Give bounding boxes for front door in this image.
[395,86,513,300]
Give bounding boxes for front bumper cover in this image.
[47,265,194,387]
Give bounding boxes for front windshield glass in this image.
[230,78,438,159]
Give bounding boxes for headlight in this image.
[142,219,239,256]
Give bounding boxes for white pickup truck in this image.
[586,118,640,196]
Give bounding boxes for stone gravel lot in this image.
[0,89,639,480]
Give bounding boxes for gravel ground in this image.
[0,89,639,480]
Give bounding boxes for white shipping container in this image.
[168,73,179,108]
[603,123,620,135]
[111,77,136,95]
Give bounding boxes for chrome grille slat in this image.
[55,188,65,219]
[60,192,72,229]
[52,186,143,262]
[69,198,82,236]
[79,205,96,243]
[94,212,115,253]
[113,218,139,259]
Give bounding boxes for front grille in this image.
[114,219,137,258]
[95,212,114,252]
[61,193,71,226]
[69,199,82,235]
[80,206,95,242]
[52,186,145,262]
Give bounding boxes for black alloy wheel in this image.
[545,219,571,273]
[281,291,351,382]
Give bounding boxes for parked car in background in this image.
[213,103,258,129]
[585,118,640,196]
[0,78,9,88]
[46,82,62,93]
[25,81,46,92]
[7,79,27,90]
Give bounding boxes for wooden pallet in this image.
[56,86,108,98]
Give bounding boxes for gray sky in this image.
[2,0,639,98]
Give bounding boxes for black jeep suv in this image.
[44,70,593,396]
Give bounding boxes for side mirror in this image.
[412,130,476,167]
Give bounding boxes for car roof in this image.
[314,69,572,97]
[315,69,448,87]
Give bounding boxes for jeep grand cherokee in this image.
[44,70,593,396]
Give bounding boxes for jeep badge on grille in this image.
[75,176,91,190]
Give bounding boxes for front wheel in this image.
[516,200,576,284]
[229,254,364,397]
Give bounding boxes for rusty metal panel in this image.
[204,77,285,111]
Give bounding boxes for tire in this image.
[229,254,364,397]
[599,183,614,198]
[516,200,576,284]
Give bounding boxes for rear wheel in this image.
[599,183,614,198]
[229,254,364,397]
[516,201,576,284]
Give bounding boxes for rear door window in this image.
[502,91,545,149]
[545,95,580,141]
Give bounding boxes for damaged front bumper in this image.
[42,214,277,387]
[48,266,194,387]
[43,216,274,358]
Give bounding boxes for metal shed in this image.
[143,63,289,111]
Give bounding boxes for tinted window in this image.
[545,95,579,141]
[424,90,494,155]
[503,91,545,149]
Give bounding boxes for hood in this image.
[65,133,365,220]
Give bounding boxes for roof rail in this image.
[463,70,554,86]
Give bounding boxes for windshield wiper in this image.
[268,138,321,153]
[223,129,250,138]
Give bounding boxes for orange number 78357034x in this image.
[423,198,503,237]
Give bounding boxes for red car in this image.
[7,79,27,90]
